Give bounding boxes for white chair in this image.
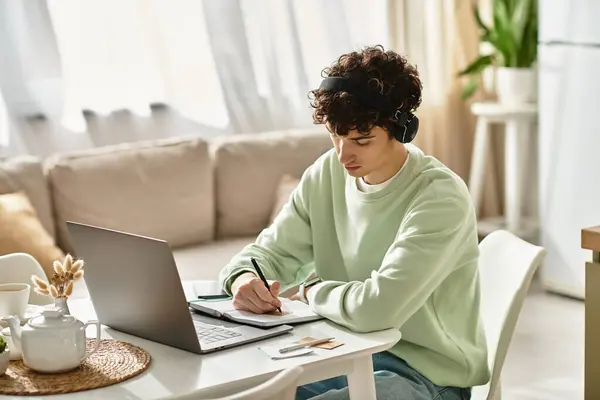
[0,253,54,306]
[167,366,304,400]
[471,230,546,400]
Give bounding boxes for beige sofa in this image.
[0,128,332,295]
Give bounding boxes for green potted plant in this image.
[0,335,9,376]
[458,0,538,103]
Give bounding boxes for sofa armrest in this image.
[0,155,56,240]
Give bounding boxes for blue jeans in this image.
[296,352,471,400]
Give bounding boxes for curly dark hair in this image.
[309,45,422,138]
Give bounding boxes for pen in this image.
[250,257,282,313]
[278,337,335,354]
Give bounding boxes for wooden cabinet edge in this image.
[582,226,600,257]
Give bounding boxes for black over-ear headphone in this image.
[392,110,419,144]
[319,76,419,143]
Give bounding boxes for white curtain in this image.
[387,0,503,217]
[46,0,229,132]
[0,91,9,152]
[0,0,63,119]
[387,0,481,180]
[0,0,391,156]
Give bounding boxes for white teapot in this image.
[2,307,101,373]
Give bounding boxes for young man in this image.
[218,45,490,400]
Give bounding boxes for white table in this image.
[468,101,538,240]
[2,297,400,400]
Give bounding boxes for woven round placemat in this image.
[0,338,151,396]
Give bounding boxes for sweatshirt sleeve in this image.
[306,184,477,333]
[218,167,315,295]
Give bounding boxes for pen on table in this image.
[250,257,282,313]
[278,337,335,354]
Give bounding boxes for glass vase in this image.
[54,297,70,315]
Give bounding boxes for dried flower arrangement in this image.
[31,254,84,299]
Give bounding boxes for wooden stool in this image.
[468,101,538,239]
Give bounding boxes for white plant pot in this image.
[0,349,10,376]
[495,67,537,105]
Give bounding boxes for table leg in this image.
[468,116,490,217]
[504,119,528,234]
[347,355,376,400]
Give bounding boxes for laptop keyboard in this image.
[194,322,242,344]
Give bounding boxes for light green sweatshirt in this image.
[218,144,490,388]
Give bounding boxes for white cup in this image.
[0,283,30,320]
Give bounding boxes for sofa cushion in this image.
[172,236,255,281]
[46,137,215,255]
[213,128,331,238]
[0,191,65,278]
[0,156,56,240]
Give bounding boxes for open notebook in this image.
[188,297,323,328]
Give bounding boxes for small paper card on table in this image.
[259,343,314,360]
[297,336,345,350]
